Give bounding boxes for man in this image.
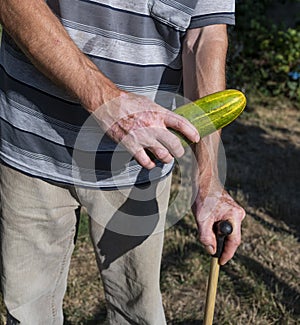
[0,0,245,324]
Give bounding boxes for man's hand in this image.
[94,91,200,169]
[192,186,245,265]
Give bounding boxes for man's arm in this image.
[0,0,120,110]
[182,25,245,265]
[0,0,199,169]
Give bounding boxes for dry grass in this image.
[1,98,299,324]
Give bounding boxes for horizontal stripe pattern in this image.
[0,0,235,187]
[63,20,182,68]
[194,0,235,17]
[190,12,235,29]
[48,0,183,48]
[0,136,173,189]
[0,64,179,148]
[1,36,182,101]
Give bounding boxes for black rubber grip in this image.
[213,220,233,258]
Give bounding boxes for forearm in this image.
[0,0,120,111]
[183,25,228,99]
[182,25,228,195]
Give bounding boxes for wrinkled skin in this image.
[192,186,245,265]
[94,91,200,169]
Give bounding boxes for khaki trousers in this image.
[0,163,171,325]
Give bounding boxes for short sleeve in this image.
[189,0,235,29]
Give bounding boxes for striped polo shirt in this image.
[0,0,235,188]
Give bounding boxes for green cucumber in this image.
[173,89,246,146]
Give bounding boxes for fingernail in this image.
[206,245,214,255]
[219,259,227,266]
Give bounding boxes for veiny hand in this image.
[192,188,245,265]
[94,91,200,169]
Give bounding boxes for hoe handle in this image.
[203,221,233,325]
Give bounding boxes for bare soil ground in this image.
[1,97,299,324]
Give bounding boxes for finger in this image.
[147,143,174,164]
[219,206,245,264]
[165,111,200,144]
[155,128,185,158]
[133,148,156,170]
[117,129,157,169]
[218,212,244,265]
[219,226,241,265]
[197,218,217,255]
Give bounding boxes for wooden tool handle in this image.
[203,257,220,325]
[203,221,233,325]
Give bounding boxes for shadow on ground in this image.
[222,120,300,238]
[161,119,300,323]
